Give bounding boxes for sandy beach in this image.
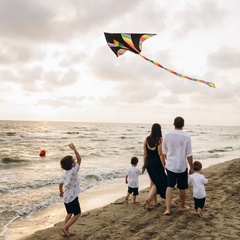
[17,158,240,240]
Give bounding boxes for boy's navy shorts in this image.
[128,187,139,196]
[64,197,81,215]
[194,197,206,209]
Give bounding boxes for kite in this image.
[104,33,216,88]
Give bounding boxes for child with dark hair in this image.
[188,161,208,217]
[59,143,82,236]
[125,156,142,203]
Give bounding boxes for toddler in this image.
[188,161,208,217]
[125,156,142,203]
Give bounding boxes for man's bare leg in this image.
[179,189,189,210]
[164,187,173,215]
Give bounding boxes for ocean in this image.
[0,120,240,239]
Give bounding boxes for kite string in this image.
[138,53,216,88]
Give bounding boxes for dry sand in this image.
[22,158,240,240]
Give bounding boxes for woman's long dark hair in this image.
[147,123,162,148]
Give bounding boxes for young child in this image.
[59,143,82,237]
[188,161,208,217]
[125,156,142,203]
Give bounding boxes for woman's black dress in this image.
[146,143,167,199]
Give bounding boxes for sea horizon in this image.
[1,119,240,127]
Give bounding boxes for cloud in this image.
[0,0,55,41]
[172,0,227,37]
[36,95,85,108]
[0,0,163,43]
[0,41,44,64]
[208,47,240,69]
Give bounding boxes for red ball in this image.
[39,150,46,157]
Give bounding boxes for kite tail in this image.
[139,53,216,88]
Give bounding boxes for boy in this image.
[59,143,81,237]
[188,161,208,217]
[125,156,142,203]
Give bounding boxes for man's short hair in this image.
[174,116,184,129]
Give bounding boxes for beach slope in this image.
[23,159,240,240]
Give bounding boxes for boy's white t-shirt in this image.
[127,166,142,188]
[60,163,80,203]
[188,172,208,199]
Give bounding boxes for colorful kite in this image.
[104,33,216,88]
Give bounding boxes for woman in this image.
[142,123,167,209]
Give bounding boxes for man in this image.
[162,116,193,215]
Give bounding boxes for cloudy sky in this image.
[0,0,239,126]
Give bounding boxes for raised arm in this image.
[69,143,82,166]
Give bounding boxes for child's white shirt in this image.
[188,172,208,199]
[127,166,142,188]
[60,163,80,203]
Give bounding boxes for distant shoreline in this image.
[1,119,239,127]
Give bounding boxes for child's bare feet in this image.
[196,210,202,218]
[61,228,70,237]
[125,197,128,204]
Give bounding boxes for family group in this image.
[58,116,208,237]
[125,116,208,217]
